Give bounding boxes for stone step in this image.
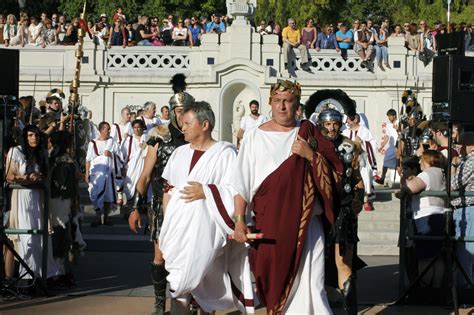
[358,240,400,256]
[358,210,400,221]
[358,221,400,232]
[359,231,399,242]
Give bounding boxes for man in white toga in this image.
[159,101,255,314]
[232,80,343,315]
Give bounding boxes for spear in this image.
[68,0,87,157]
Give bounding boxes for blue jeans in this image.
[374,45,388,63]
[137,40,153,46]
[453,206,474,287]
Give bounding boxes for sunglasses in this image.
[420,23,426,25]
[404,24,410,27]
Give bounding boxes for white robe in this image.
[86,138,119,210]
[232,127,332,315]
[140,116,162,135]
[110,122,132,145]
[382,122,398,169]
[159,142,255,314]
[343,125,377,195]
[6,147,60,279]
[121,134,146,201]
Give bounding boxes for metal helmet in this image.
[318,108,343,126]
[169,73,194,110]
[169,91,195,110]
[420,128,433,145]
[317,108,343,138]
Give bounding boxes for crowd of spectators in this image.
[256,17,473,72]
[2,7,473,66]
[0,7,230,49]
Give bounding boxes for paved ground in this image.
[1,248,473,314]
[1,184,473,314]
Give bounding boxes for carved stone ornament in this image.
[226,0,257,20]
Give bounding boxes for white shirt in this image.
[110,121,132,144]
[412,167,446,219]
[240,114,268,132]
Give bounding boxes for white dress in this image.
[6,146,59,279]
[232,126,332,315]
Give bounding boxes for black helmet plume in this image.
[170,73,187,94]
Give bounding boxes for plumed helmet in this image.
[169,73,194,109]
[317,108,343,139]
[318,108,344,125]
[169,92,195,109]
[46,88,65,103]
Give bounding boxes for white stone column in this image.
[387,37,409,79]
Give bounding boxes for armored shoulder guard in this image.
[147,125,172,147]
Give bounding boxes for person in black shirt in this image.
[136,16,155,46]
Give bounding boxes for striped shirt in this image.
[451,152,474,207]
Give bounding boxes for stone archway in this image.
[219,80,261,144]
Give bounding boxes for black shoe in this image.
[361,60,368,67]
[341,275,358,315]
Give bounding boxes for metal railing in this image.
[398,190,474,292]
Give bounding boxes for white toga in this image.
[159,142,255,314]
[232,126,332,315]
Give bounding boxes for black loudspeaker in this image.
[432,55,474,123]
[0,49,19,98]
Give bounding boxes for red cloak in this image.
[249,120,343,314]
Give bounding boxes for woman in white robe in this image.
[5,125,59,280]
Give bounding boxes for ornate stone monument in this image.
[226,0,256,26]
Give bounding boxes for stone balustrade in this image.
[106,46,190,73]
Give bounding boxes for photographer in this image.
[451,133,474,287]
[406,150,446,287]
